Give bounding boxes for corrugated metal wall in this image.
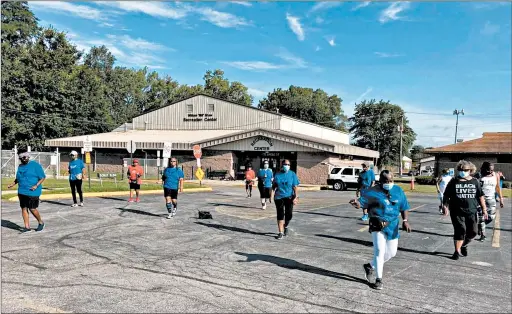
[132,95,281,131]
[279,117,350,144]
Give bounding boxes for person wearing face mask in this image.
[357,161,375,221]
[272,160,300,240]
[442,160,487,260]
[349,170,411,290]
[257,161,273,210]
[162,158,184,219]
[476,162,504,242]
[7,152,46,233]
[67,150,86,207]
[436,168,453,215]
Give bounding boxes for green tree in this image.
[1,1,39,46]
[257,86,347,131]
[203,69,253,106]
[349,99,416,168]
[410,145,425,161]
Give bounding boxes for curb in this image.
[6,187,213,202]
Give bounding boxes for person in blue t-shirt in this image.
[67,150,86,207]
[350,170,412,290]
[357,161,375,221]
[272,159,300,240]
[257,160,274,210]
[7,152,46,233]
[161,157,184,219]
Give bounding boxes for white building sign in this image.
[250,136,273,151]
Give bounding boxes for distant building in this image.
[425,132,512,178]
[45,94,379,184]
[418,156,436,174]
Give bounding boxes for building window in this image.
[187,104,193,113]
[208,104,215,112]
[497,155,511,163]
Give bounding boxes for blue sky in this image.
[29,1,511,148]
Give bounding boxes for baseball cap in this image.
[19,152,30,159]
[264,160,269,164]
[133,159,139,163]
[362,161,370,167]
[70,150,78,156]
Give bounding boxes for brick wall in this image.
[296,152,330,185]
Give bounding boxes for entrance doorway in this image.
[234,151,297,177]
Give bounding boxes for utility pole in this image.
[453,109,464,144]
[398,116,404,177]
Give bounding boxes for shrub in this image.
[415,176,436,185]
[503,181,511,189]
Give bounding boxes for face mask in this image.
[283,165,290,172]
[382,183,394,191]
[264,164,269,169]
[459,171,468,178]
[20,158,29,165]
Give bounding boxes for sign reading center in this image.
[250,136,274,151]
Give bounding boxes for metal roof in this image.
[425,132,512,154]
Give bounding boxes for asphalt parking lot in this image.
[2,187,511,313]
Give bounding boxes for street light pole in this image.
[453,109,464,144]
[399,115,404,177]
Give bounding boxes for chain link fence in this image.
[1,149,61,178]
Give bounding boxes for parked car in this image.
[327,167,362,191]
[420,169,433,176]
[408,170,419,176]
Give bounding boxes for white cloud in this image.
[309,1,342,14]
[108,34,171,51]
[222,48,309,72]
[315,17,324,24]
[230,1,252,7]
[379,2,410,23]
[326,36,336,47]
[352,1,371,11]
[286,13,305,41]
[30,1,105,20]
[481,21,500,35]
[315,46,321,52]
[354,87,373,103]
[247,88,268,98]
[195,7,250,28]
[374,52,404,58]
[471,2,510,10]
[95,1,188,19]
[222,61,282,71]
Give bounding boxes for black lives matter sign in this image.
[455,183,477,199]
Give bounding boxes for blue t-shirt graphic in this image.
[359,185,410,240]
[257,169,273,188]
[16,161,46,197]
[273,170,300,200]
[69,159,85,180]
[162,167,184,190]
[358,169,375,189]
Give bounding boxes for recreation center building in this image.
[45,94,379,184]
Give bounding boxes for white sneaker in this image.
[79,202,84,207]
[262,204,266,210]
[167,213,173,219]
[71,204,78,207]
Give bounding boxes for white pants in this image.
[370,231,398,279]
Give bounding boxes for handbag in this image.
[75,173,82,180]
[368,217,389,233]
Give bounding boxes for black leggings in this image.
[275,197,294,225]
[70,179,83,204]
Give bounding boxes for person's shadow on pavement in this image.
[234,252,369,285]
[1,219,23,231]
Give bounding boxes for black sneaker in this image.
[477,235,486,242]
[451,251,463,260]
[363,263,374,283]
[373,279,383,290]
[276,233,284,240]
[20,228,32,233]
[284,227,289,236]
[461,246,468,257]
[35,223,45,232]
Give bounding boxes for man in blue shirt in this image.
[67,150,86,207]
[272,159,300,240]
[350,170,412,290]
[161,157,184,219]
[357,161,375,221]
[7,152,46,233]
[257,160,273,210]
